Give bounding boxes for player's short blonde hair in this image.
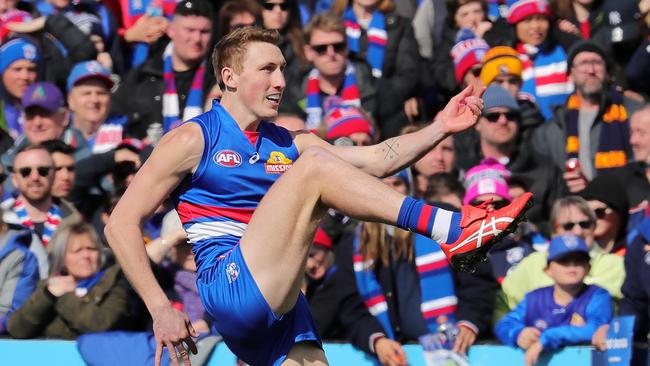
[212,26,280,89]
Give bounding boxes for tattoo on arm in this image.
[383,139,400,160]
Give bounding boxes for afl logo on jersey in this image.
[214,150,242,167]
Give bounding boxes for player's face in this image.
[237,42,286,120]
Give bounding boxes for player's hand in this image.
[517,327,541,350]
[437,85,485,135]
[592,324,609,351]
[452,324,477,354]
[152,304,198,366]
[375,337,407,366]
[524,341,543,366]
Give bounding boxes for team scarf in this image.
[565,87,629,172]
[75,269,106,297]
[162,43,206,133]
[305,61,361,129]
[353,230,457,338]
[343,7,387,78]
[13,199,62,247]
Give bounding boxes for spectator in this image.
[1,82,89,169]
[553,0,645,88]
[0,221,39,334]
[495,234,612,366]
[532,41,640,193]
[259,0,309,117]
[63,9,115,72]
[304,226,342,339]
[421,172,465,208]
[1,145,80,276]
[215,0,262,41]
[450,35,489,91]
[332,0,420,138]
[301,13,376,130]
[6,220,130,339]
[455,85,562,232]
[41,139,75,200]
[479,45,545,142]
[0,37,39,141]
[578,172,629,255]
[322,104,376,146]
[67,61,126,154]
[507,0,576,119]
[619,217,650,345]
[495,196,624,320]
[111,0,214,143]
[115,0,171,69]
[409,123,457,197]
[273,113,306,131]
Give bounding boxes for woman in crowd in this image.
[258,0,309,115]
[6,220,130,339]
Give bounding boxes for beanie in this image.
[451,37,489,84]
[0,37,39,74]
[463,158,512,204]
[324,105,374,140]
[507,0,551,24]
[483,84,520,112]
[480,46,523,85]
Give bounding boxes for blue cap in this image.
[547,235,590,263]
[0,38,39,74]
[67,61,113,91]
[483,84,520,112]
[21,82,64,112]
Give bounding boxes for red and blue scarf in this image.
[565,88,630,172]
[162,43,205,133]
[353,230,457,338]
[305,61,361,129]
[14,199,61,247]
[343,7,387,78]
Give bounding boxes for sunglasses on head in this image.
[16,166,52,178]
[484,111,519,122]
[593,207,611,219]
[310,42,346,55]
[262,2,289,11]
[469,199,509,210]
[557,220,593,231]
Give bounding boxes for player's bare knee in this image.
[296,147,338,178]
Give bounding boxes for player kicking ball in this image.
[105,27,533,366]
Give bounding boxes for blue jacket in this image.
[620,216,650,340]
[495,284,612,350]
[0,230,39,333]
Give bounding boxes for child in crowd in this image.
[495,234,612,366]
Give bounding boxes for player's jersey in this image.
[173,100,299,269]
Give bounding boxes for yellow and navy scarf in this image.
[565,88,629,172]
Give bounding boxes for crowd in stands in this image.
[1,0,650,365]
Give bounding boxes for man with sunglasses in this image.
[455,85,562,233]
[479,46,544,143]
[300,13,376,130]
[1,145,77,278]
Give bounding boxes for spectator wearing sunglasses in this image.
[479,46,545,145]
[1,145,80,278]
[495,195,624,323]
[455,85,563,233]
[300,13,376,131]
[258,0,309,118]
[1,82,90,174]
[578,173,629,256]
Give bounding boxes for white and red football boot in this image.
[441,192,534,272]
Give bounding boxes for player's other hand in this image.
[152,304,198,366]
[437,85,485,135]
[375,337,407,366]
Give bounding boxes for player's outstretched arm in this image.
[294,85,485,178]
[105,122,204,366]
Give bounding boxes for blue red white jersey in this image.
[173,101,299,269]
